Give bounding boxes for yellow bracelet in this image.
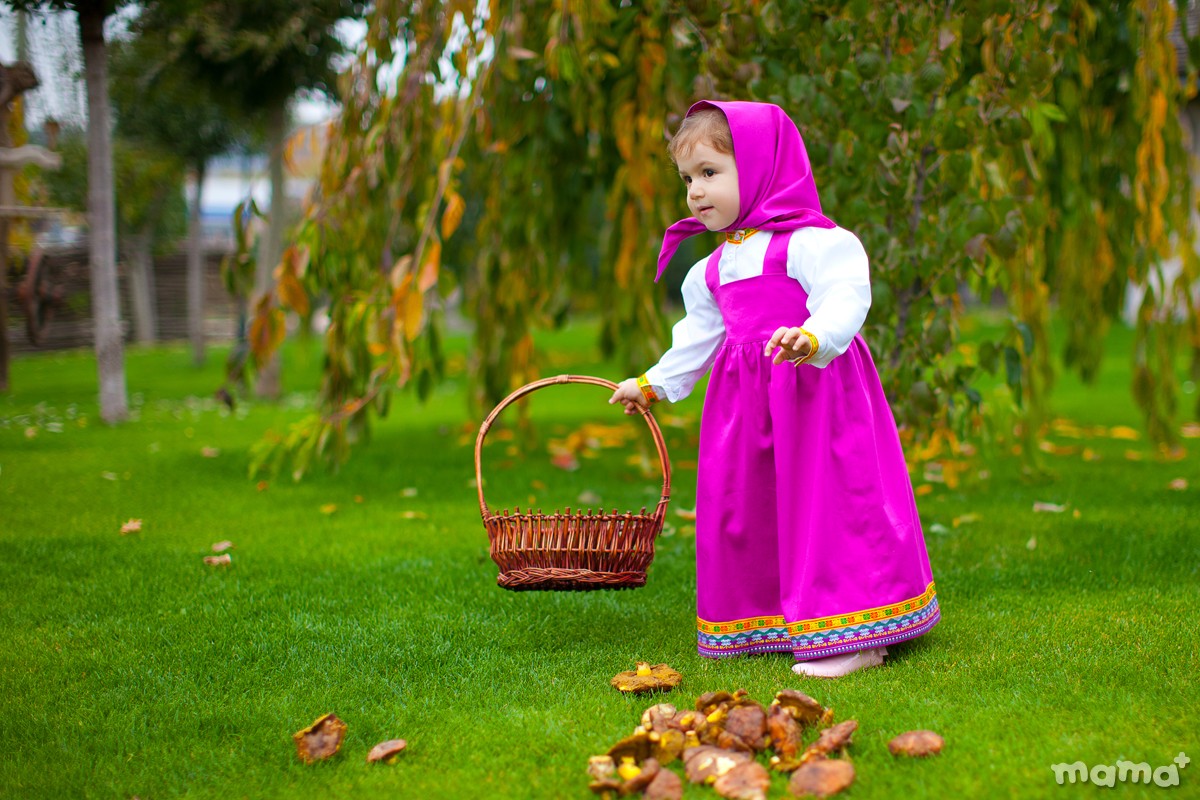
[636,374,660,404]
[794,328,820,365]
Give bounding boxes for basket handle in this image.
[474,374,672,520]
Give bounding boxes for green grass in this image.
[2,321,1198,799]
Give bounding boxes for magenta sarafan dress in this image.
[655,100,939,662]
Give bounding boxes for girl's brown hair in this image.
[668,108,734,162]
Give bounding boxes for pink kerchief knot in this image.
[656,100,836,281]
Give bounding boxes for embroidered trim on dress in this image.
[725,228,760,244]
[696,582,939,659]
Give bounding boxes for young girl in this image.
[610,100,939,678]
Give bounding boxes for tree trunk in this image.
[79,3,127,423]
[254,100,287,400]
[127,229,156,343]
[188,161,206,365]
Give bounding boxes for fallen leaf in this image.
[354,495,364,504]
[1082,448,1100,462]
[211,540,233,553]
[24,427,37,439]
[320,504,338,515]
[366,738,407,764]
[1026,537,1037,550]
[788,758,855,797]
[530,480,546,491]
[401,510,428,520]
[401,487,418,498]
[256,481,269,492]
[120,518,143,535]
[1108,425,1139,440]
[1182,422,1200,439]
[1032,501,1067,513]
[1169,478,1188,491]
[951,513,980,527]
[1072,509,1082,519]
[551,451,580,471]
[203,553,231,566]
[1124,450,1144,461]
[201,446,220,458]
[578,490,603,505]
[101,471,118,481]
[611,662,682,694]
[675,507,697,521]
[887,730,945,757]
[293,713,347,763]
[915,484,934,497]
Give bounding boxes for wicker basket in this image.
[474,375,672,591]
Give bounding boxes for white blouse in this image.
[643,226,872,403]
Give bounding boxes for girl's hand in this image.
[609,378,649,416]
[765,326,813,365]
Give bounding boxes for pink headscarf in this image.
[655,100,836,282]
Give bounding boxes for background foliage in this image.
[246,0,1200,477]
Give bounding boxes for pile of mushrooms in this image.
[588,688,943,799]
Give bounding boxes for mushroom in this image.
[799,720,858,764]
[608,729,654,765]
[888,730,945,757]
[788,759,856,798]
[623,757,663,793]
[586,755,616,781]
[292,713,347,764]
[649,727,687,764]
[682,745,753,784]
[767,704,806,770]
[365,738,407,764]
[644,767,684,800]
[713,761,772,800]
[611,663,683,694]
[723,704,768,752]
[696,690,734,714]
[772,689,828,726]
[641,703,679,732]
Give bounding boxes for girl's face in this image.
[677,141,740,232]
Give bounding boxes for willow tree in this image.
[249,0,1199,478]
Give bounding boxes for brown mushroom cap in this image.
[683,745,753,783]
[724,704,769,751]
[641,703,679,732]
[713,761,772,800]
[365,738,407,763]
[650,728,687,764]
[608,730,654,764]
[696,690,734,713]
[788,759,856,798]
[611,664,683,694]
[623,757,663,793]
[292,713,347,764]
[803,720,858,761]
[773,689,827,725]
[888,730,945,757]
[644,767,684,800]
[767,704,806,764]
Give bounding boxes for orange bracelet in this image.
[794,328,820,365]
[636,374,660,404]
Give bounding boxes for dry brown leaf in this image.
[611,663,682,694]
[644,767,684,800]
[203,553,231,566]
[293,713,347,763]
[887,730,944,757]
[683,745,752,784]
[120,518,143,535]
[366,738,407,763]
[211,540,233,553]
[713,761,771,800]
[788,759,855,797]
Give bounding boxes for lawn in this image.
[1,320,1198,799]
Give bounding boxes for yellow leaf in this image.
[1108,426,1139,440]
[320,504,338,515]
[441,192,466,240]
[418,238,441,293]
[404,287,423,341]
[368,342,388,357]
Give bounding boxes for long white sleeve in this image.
[643,259,726,402]
[787,227,872,368]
